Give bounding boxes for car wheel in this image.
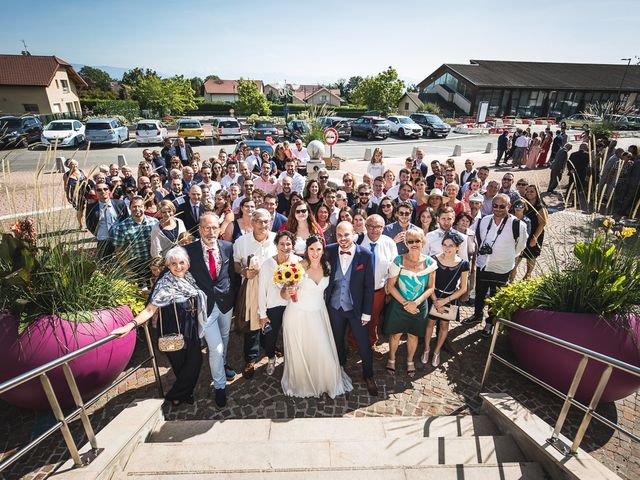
[425,128,433,138]
[367,131,374,140]
[19,137,29,149]
[398,128,405,138]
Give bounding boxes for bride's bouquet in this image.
[273,262,305,302]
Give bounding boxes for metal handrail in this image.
[0,322,163,473]
[481,317,640,455]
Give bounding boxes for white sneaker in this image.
[266,358,276,376]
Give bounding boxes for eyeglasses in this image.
[502,178,513,182]
[514,204,525,209]
[295,209,307,214]
[319,176,329,180]
[492,204,507,209]
[366,224,383,230]
[406,239,421,245]
[96,188,109,192]
[344,179,353,183]
[516,183,528,187]
[397,212,411,217]
[359,192,370,196]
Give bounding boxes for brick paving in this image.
[1,153,639,479]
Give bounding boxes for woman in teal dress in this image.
[384,229,436,377]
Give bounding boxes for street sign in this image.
[323,127,339,146]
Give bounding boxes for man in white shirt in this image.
[244,147,262,172]
[512,131,529,168]
[462,193,527,336]
[460,159,477,186]
[233,209,277,379]
[358,214,398,356]
[461,166,489,196]
[425,207,468,261]
[277,157,306,193]
[231,178,255,213]
[386,168,411,199]
[291,139,310,174]
[371,176,385,205]
[221,163,241,190]
[198,165,222,200]
[480,181,499,216]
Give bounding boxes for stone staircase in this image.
[113,415,548,479]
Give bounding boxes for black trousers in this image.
[474,269,510,326]
[243,329,261,363]
[547,168,563,192]
[164,335,202,401]
[329,306,373,379]
[495,148,507,165]
[263,306,285,358]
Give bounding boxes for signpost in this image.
[323,127,339,166]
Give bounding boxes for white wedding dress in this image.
[281,275,353,398]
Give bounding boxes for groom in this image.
[326,221,378,396]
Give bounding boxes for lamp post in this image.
[616,58,632,111]
[273,80,299,122]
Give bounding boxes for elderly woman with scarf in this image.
[112,246,208,406]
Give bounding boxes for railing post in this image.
[480,319,501,390]
[62,363,98,450]
[39,373,83,467]
[547,355,589,454]
[142,322,164,398]
[570,365,613,454]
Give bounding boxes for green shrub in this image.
[81,99,140,121]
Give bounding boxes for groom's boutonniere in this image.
[356,264,365,271]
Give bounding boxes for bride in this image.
[280,234,353,398]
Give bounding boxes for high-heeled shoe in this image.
[407,361,416,378]
[432,351,441,368]
[386,359,396,374]
[420,348,430,365]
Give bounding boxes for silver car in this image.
[387,116,423,138]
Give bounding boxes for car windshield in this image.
[220,121,238,128]
[373,119,387,125]
[86,123,112,130]
[179,122,200,129]
[255,121,274,128]
[398,118,413,124]
[1,118,22,129]
[425,114,442,122]
[137,123,157,130]
[46,122,73,131]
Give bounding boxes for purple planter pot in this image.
[0,306,136,410]
[510,309,640,403]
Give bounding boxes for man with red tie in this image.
[184,212,236,407]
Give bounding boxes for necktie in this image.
[208,248,217,281]
[340,250,351,255]
[370,242,377,267]
[193,205,198,221]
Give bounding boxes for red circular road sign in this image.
[323,127,339,146]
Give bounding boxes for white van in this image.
[211,117,243,143]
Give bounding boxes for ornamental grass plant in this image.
[0,139,144,335]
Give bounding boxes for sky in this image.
[1,0,639,85]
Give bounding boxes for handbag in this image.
[428,258,463,322]
[157,294,185,352]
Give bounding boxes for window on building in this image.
[405,102,409,110]
[55,80,59,88]
[60,79,69,93]
[320,95,328,102]
[66,102,75,113]
[23,104,39,113]
[53,103,61,113]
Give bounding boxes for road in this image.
[1,133,495,174]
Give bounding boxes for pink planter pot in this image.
[509,309,640,403]
[0,306,136,410]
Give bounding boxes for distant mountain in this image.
[71,63,174,80]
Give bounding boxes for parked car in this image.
[283,120,310,141]
[41,119,85,148]
[0,115,43,149]
[177,118,206,143]
[211,117,243,143]
[135,120,168,145]
[560,113,603,130]
[317,116,352,141]
[410,112,451,138]
[249,120,281,140]
[627,115,640,130]
[84,118,129,146]
[350,116,390,140]
[387,115,423,138]
[233,139,274,157]
[604,114,633,130]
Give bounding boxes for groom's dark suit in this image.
[325,242,375,380]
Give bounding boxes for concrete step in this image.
[148,415,501,443]
[117,462,547,479]
[124,436,526,474]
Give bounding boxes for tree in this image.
[418,102,441,114]
[406,83,419,93]
[121,68,159,100]
[133,75,196,116]
[343,76,364,103]
[190,76,204,97]
[236,78,271,115]
[350,67,404,115]
[204,74,221,82]
[78,66,113,91]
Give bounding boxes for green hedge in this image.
[80,99,141,121]
[187,102,367,118]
